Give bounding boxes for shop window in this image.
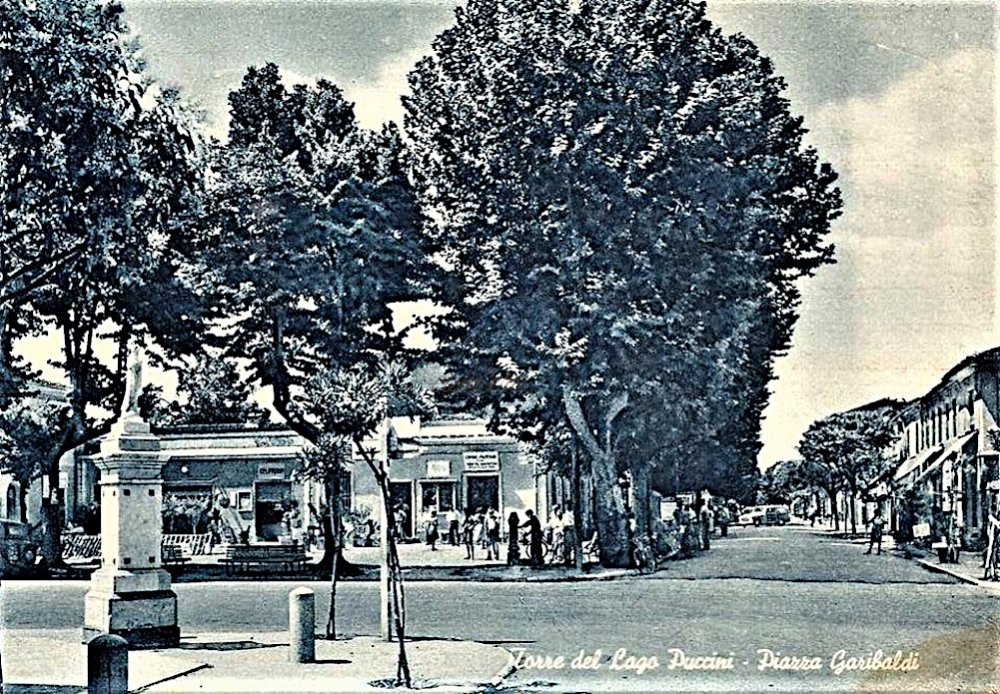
[421,482,455,513]
[255,481,293,542]
[236,491,252,512]
[162,488,212,534]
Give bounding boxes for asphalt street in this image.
[4,525,998,692]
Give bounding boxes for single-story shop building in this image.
[65,417,554,544]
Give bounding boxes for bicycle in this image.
[632,535,657,574]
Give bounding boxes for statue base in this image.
[83,568,179,649]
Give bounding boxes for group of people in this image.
[415,505,578,567]
[421,507,504,559]
[671,499,722,553]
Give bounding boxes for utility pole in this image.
[378,419,393,641]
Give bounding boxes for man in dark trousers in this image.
[521,510,544,567]
[865,507,885,555]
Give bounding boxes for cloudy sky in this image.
[35,0,998,466]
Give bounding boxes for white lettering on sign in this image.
[257,464,286,479]
[464,451,500,472]
[427,460,451,478]
[912,522,931,538]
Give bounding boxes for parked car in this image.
[761,506,791,526]
[737,507,765,525]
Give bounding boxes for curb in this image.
[169,567,636,584]
[487,647,518,689]
[914,558,1000,593]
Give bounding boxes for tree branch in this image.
[562,385,603,461]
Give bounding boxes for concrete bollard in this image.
[87,633,128,694]
[289,587,316,663]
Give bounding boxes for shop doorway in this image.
[255,481,292,541]
[466,475,499,513]
[389,482,414,540]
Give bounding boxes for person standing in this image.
[562,507,577,566]
[548,507,565,559]
[716,504,730,538]
[394,506,408,542]
[426,510,440,551]
[446,508,460,546]
[865,508,885,555]
[485,509,501,560]
[507,511,521,565]
[700,502,712,550]
[463,509,477,560]
[521,510,544,567]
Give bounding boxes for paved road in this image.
[4,525,998,691]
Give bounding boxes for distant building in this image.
[0,380,72,528]
[71,424,319,544]
[67,415,552,544]
[352,417,544,538]
[890,348,1000,545]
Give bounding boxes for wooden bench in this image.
[220,544,307,575]
[163,544,191,569]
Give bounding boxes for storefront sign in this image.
[257,463,286,480]
[427,460,451,478]
[464,451,500,472]
[912,522,931,538]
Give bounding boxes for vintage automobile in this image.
[737,506,765,525]
[0,519,41,578]
[760,506,792,526]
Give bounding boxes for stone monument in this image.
[83,347,179,648]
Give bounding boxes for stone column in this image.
[82,411,179,648]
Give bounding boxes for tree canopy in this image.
[404,0,841,564]
[198,63,438,443]
[0,0,205,561]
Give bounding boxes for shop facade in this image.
[889,348,1000,547]
[73,424,317,544]
[351,418,542,538]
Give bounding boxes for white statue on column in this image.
[84,342,178,648]
[124,345,144,416]
[113,345,151,439]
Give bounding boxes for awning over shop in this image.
[894,444,946,483]
[913,431,977,485]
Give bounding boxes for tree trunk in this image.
[326,475,341,639]
[591,452,629,567]
[828,488,839,531]
[38,463,63,569]
[356,432,411,688]
[631,464,651,539]
[561,387,630,568]
[849,485,858,536]
[572,441,583,572]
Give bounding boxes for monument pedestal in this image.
[82,411,179,649]
[83,568,179,648]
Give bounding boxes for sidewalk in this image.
[906,549,1000,595]
[4,628,515,693]
[153,542,632,583]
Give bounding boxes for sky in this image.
[17,0,997,467]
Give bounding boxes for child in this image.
[426,511,439,551]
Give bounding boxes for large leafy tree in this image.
[197,64,437,638]
[0,0,205,564]
[797,403,899,534]
[139,354,268,427]
[405,0,841,565]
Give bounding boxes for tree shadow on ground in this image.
[175,640,283,651]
